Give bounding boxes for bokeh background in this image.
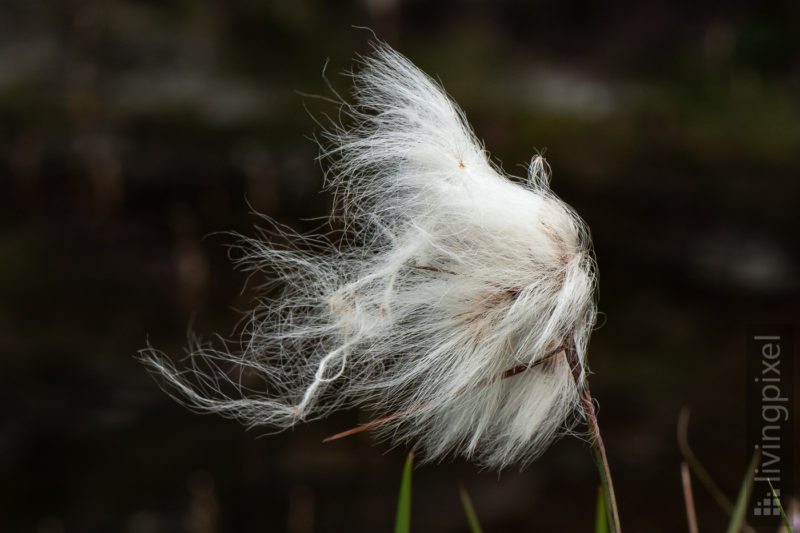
[2,1,799,532]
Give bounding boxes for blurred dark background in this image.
[2,1,799,532]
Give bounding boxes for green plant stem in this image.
[726,449,760,533]
[595,486,609,533]
[458,486,484,533]
[678,408,757,533]
[767,479,794,533]
[581,388,621,533]
[394,452,414,533]
[677,408,735,515]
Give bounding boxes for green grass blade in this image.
[595,486,609,533]
[726,449,760,533]
[678,409,735,515]
[458,486,484,533]
[394,452,414,533]
[767,479,794,533]
[583,391,620,533]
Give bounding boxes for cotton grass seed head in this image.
[142,42,598,470]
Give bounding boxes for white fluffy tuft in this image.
[141,42,597,470]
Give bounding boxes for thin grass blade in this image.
[726,449,760,533]
[394,452,414,533]
[459,486,483,533]
[681,462,699,533]
[678,409,734,515]
[767,479,794,533]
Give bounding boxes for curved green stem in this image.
[582,389,621,533]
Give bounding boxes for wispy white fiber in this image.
[141,42,597,470]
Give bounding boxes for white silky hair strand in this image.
[140,41,598,470]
